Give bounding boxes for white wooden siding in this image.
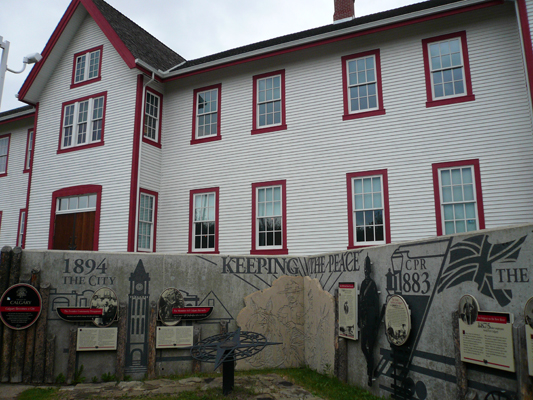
[26,15,138,251]
[0,119,33,247]
[158,3,533,255]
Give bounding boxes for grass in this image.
[18,367,387,400]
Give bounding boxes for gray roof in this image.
[92,0,185,72]
[0,105,35,121]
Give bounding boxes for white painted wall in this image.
[158,3,533,255]
[26,14,139,251]
[0,118,33,247]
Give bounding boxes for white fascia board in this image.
[160,0,490,78]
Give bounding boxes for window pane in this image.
[89,195,97,208]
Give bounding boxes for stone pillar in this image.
[45,334,56,384]
[66,328,77,385]
[23,269,41,383]
[513,322,533,400]
[192,326,202,374]
[146,301,157,379]
[32,283,50,383]
[452,311,469,400]
[10,273,31,383]
[116,302,127,381]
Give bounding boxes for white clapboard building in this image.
[1,0,533,255]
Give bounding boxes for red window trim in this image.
[57,92,107,154]
[23,128,35,174]
[251,180,288,255]
[191,84,222,145]
[0,211,2,237]
[47,185,102,251]
[188,187,220,254]
[422,31,475,108]
[0,133,11,178]
[16,208,27,248]
[137,188,158,252]
[341,49,386,121]
[251,70,287,135]
[70,45,103,89]
[346,169,391,249]
[142,86,163,148]
[432,159,485,236]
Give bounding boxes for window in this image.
[0,134,10,177]
[252,70,287,135]
[422,31,475,107]
[17,209,27,248]
[24,129,34,173]
[143,87,163,147]
[346,170,390,248]
[58,93,106,153]
[432,160,485,236]
[191,84,221,145]
[342,49,385,120]
[71,46,102,88]
[251,180,287,254]
[138,189,157,252]
[188,188,219,253]
[48,185,102,251]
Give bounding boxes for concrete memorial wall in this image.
[0,224,532,399]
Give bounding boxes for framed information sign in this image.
[459,311,515,372]
[0,283,42,330]
[76,327,118,351]
[384,295,411,346]
[156,326,194,349]
[338,282,358,340]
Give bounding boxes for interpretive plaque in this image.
[384,295,411,346]
[0,283,42,330]
[90,287,118,327]
[158,288,185,326]
[76,327,118,351]
[525,297,533,376]
[459,311,515,372]
[338,282,358,340]
[156,326,194,349]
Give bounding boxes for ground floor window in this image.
[138,189,157,252]
[48,185,102,251]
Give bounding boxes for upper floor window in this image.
[191,84,221,145]
[189,187,219,253]
[0,134,10,177]
[138,189,157,252]
[252,70,287,135]
[251,180,287,255]
[58,93,107,154]
[24,129,34,173]
[346,170,390,248]
[422,32,475,107]
[17,209,27,248]
[71,46,103,88]
[143,88,163,147]
[432,160,485,236]
[342,49,386,120]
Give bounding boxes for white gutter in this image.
[133,71,155,252]
[0,107,35,122]
[163,0,491,78]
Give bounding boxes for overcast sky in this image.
[0,0,423,112]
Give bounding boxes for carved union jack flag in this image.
[437,234,527,307]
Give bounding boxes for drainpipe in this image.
[134,71,155,251]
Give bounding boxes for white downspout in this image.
[134,71,155,251]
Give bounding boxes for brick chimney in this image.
[333,0,355,22]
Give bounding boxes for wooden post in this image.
[146,301,157,379]
[32,282,50,383]
[8,247,22,286]
[0,246,12,382]
[9,273,31,383]
[192,326,202,374]
[513,322,533,400]
[452,311,469,400]
[23,269,41,383]
[45,334,56,384]
[66,328,77,385]
[116,302,127,381]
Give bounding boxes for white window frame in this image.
[346,54,379,114]
[351,175,386,245]
[438,166,479,235]
[428,37,466,100]
[0,136,9,174]
[56,194,98,215]
[18,210,26,247]
[192,192,216,252]
[74,49,101,84]
[256,75,282,128]
[143,91,160,142]
[255,185,283,250]
[195,88,219,140]
[25,129,34,170]
[138,192,155,252]
[61,96,104,149]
